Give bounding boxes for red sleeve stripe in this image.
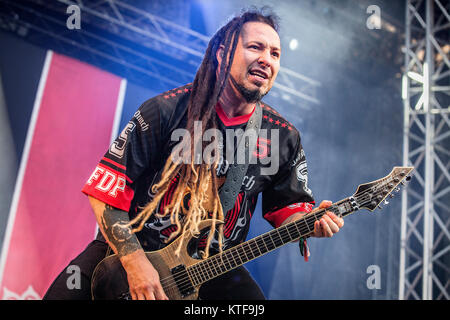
[264,202,314,229]
[100,159,133,183]
[102,156,127,171]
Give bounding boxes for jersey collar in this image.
[215,102,256,127]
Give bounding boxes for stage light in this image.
[289,38,298,51]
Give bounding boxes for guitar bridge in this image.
[171,265,196,298]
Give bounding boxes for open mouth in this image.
[248,69,269,81]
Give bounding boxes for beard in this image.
[229,75,269,103]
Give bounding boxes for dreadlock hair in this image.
[125,7,280,258]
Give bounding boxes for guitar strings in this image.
[156,183,403,294]
[353,178,400,205]
[159,191,395,294]
[116,176,406,296]
[160,205,336,290]
[354,182,399,208]
[158,185,397,292]
[174,199,348,287]
[163,212,322,292]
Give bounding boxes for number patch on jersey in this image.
[109,122,136,158]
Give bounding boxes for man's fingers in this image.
[135,291,146,300]
[155,285,169,300]
[314,220,322,237]
[318,200,332,209]
[326,211,344,228]
[323,215,339,234]
[311,208,344,238]
[131,286,159,300]
[320,218,333,237]
[140,287,155,300]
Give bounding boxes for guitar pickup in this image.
[171,264,196,298]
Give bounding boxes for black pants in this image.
[43,240,265,300]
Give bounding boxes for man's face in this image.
[224,21,281,103]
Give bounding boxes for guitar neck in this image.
[186,197,357,286]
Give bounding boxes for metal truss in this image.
[0,0,320,107]
[400,0,450,300]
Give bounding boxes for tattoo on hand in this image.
[101,205,141,257]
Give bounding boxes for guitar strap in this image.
[219,103,262,213]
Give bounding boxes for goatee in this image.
[229,75,268,103]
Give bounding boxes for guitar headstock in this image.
[351,166,414,211]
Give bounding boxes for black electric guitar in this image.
[91,166,413,300]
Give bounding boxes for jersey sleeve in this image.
[262,133,315,228]
[82,99,162,212]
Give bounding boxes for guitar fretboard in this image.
[186,198,355,286]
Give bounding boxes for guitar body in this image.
[91,220,216,300]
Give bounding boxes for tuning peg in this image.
[406,176,411,181]
[378,205,383,210]
[400,181,405,186]
[395,187,401,192]
[389,194,394,198]
[384,199,389,205]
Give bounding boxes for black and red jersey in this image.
[82,83,315,252]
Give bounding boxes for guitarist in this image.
[44,7,344,300]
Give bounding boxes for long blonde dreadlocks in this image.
[125,8,280,258]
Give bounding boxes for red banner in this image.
[0,51,123,299]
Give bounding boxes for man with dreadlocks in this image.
[44,8,344,300]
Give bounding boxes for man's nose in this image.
[257,50,272,68]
